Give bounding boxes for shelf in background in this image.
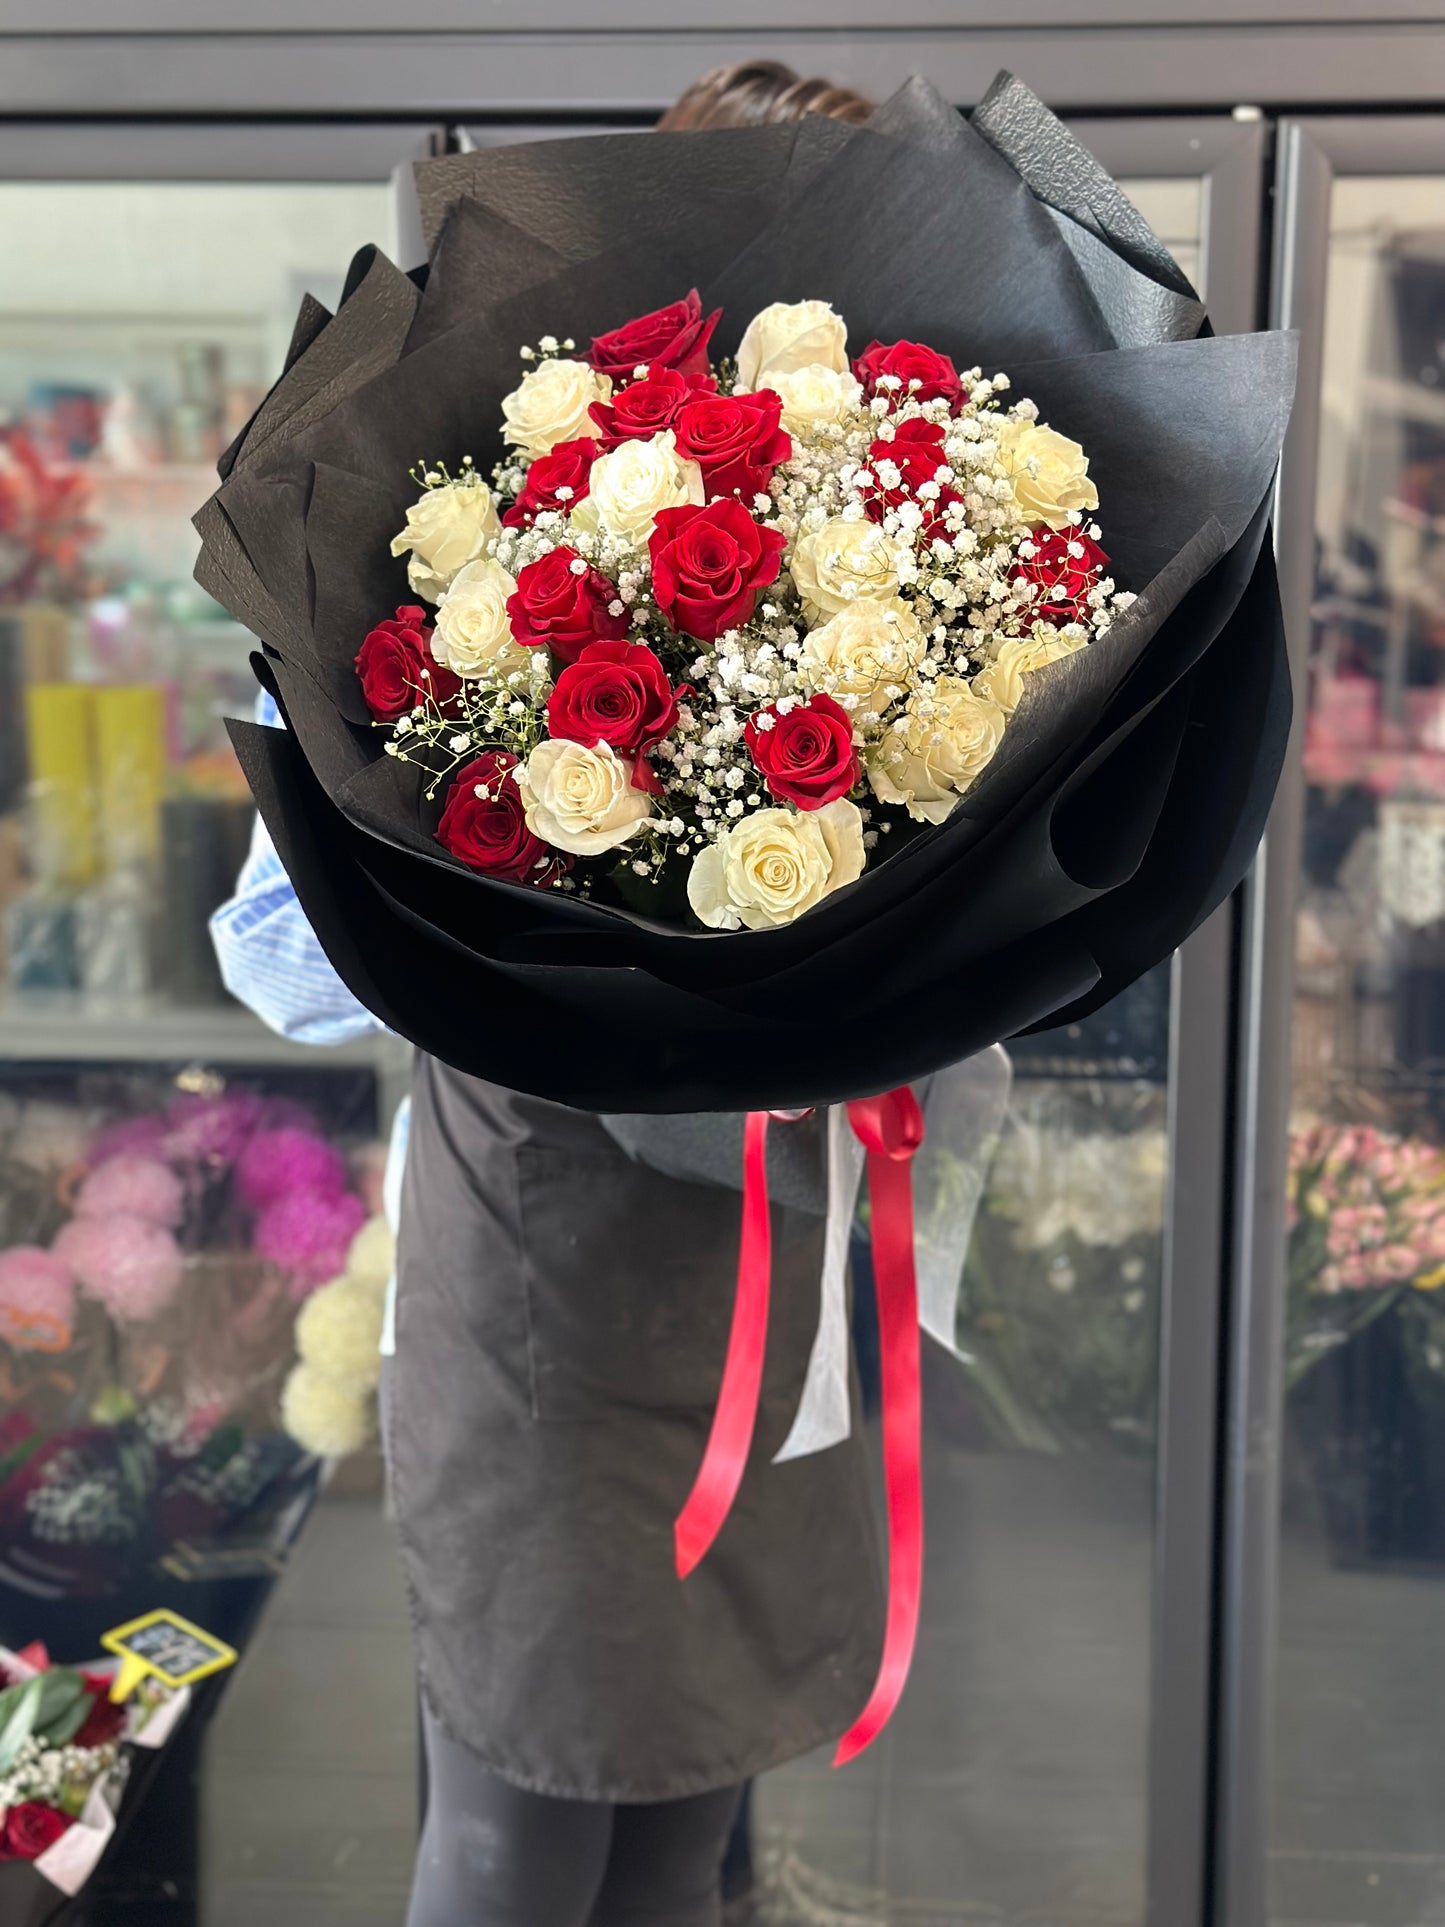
[0,991,411,1071]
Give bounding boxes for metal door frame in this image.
[1215,113,1445,1927]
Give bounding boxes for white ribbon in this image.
[774,1046,1013,1460]
[774,1104,867,1461]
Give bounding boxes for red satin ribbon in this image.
[673,1089,928,1767]
[674,1110,773,1580]
[834,1087,926,1766]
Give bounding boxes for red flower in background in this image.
[853,339,967,412]
[355,606,459,719]
[745,694,860,810]
[506,548,630,664]
[437,750,565,886]
[672,391,791,506]
[861,418,962,542]
[650,499,786,643]
[0,1802,70,1862]
[547,641,679,757]
[1012,528,1109,627]
[0,427,96,606]
[502,437,598,528]
[73,1673,127,1749]
[589,292,721,384]
[589,369,712,449]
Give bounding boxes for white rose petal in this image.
[797,598,926,716]
[517,739,652,856]
[866,679,1007,824]
[501,358,611,461]
[568,431,704,546]
[736,300,849,392]
[995,418,1099,530]
[389,480,500,604]
[971,631,1088,713]
[433,557,530,681]
[766,362,865,435]
[790,516,901,622]
[687,798,865,931]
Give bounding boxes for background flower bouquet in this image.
[199,71,1296,1113]
[0,1639,184,1926]
[0,1080,381,1604]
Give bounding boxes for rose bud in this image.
[745,694,861,810]
[355,606,460,719]
[649,499,787,644]
[589,368,713,449]
[672,390,792,505]
[547,640,678,758]
[436,751,567,887]
[588,290,721,385]
[853,339,967,411]
[1012,528,1109,626]
[505,547,631,665]
[502,437,599,528]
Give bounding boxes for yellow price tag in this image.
[100,1609,238,1703]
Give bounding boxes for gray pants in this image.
[406,1703,743,1927]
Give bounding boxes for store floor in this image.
[123,1432,1445,1927]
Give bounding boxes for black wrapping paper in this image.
[200,73,1295,1112]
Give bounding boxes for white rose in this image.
[866,678,1007,824]
[971,631,1087,713]
[798,598,925,720]
[433,558,532,681]
[766,363,864,436]
[389,480,500,603]
[517,739,651,856]
[687,798,865,932]
[996,419,1099,530]
[568,431,704,547]
[791,516,901,622]
[736,300,848,392]
[501,358,611,461]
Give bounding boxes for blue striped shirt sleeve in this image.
[209,691,385,1047]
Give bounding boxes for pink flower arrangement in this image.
[74,1154,185,1229]
[1289,1122,1445,1295]
[253,1189,367,1297]
[235,1127,346,1211]
[0,1246,76,1351]
[52,1214,185,1321]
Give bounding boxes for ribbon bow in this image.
[674,1087,927,1766]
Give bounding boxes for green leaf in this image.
[0,1676,44,1773]
[34,1668,89,1745]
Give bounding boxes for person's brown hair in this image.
[658,60,874,132]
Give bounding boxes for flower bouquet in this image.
[0,1640,183,1926]
[0,1086,379,1597]
[200,71,1294,1115]
[195,72,1296,1762]
[1285,1119,1445,1387]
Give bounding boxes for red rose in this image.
[73,1672,127,1749]
[649,499,787,643]
[589,369,712,449]
[672,391,792,505]
[862,418,962,542]
[355,606,459,720]
[436,751,565,886]
[506,547,630,665]
[547,641,678,757]
[589,291,721,384]
[502,437,598,529]
[745,694,860,810]
[1,1802,70,1862]
[853,339,966,411]
[1013,528,1109,627]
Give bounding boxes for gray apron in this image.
[385,1055,886,1802]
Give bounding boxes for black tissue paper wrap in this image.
[198,73,1296,1113]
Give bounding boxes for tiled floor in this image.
[137,1417,1445,1927]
